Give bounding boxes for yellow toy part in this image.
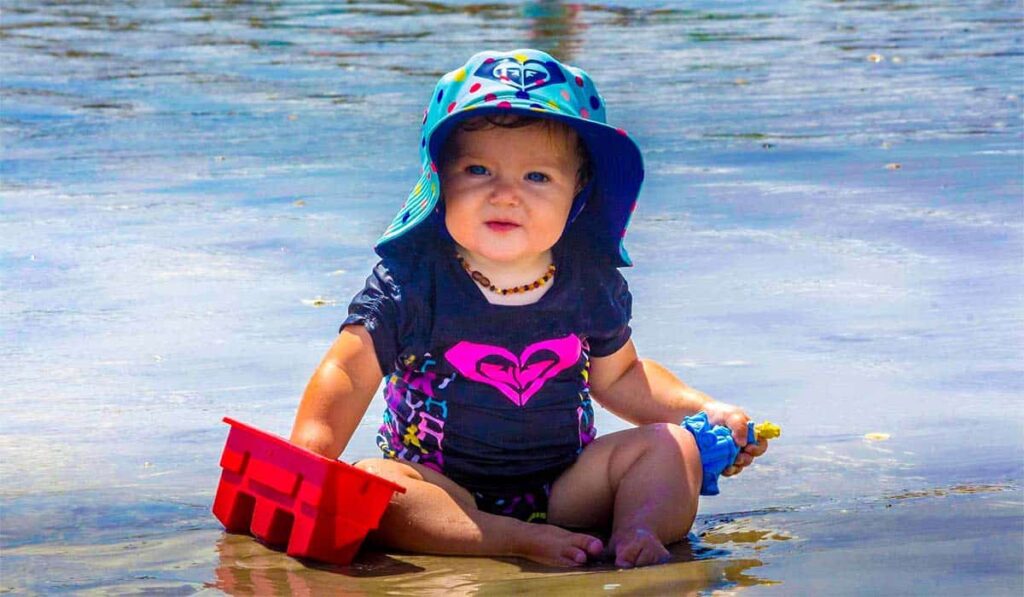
[754,421,782,442]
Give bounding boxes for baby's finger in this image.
[732,452,753,468]
[727,413,750,448]
[722,465,741,477]
[744,438,769,457]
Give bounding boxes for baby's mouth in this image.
[485,220,521,232]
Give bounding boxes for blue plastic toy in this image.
[682,412,781,496]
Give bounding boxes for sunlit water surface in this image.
[2,1,1022,594]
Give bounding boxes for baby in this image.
[290,49,768,569]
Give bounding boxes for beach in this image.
[2,1,1022,594]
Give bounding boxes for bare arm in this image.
[290,325,383,459]
[588,339,713,426]
[589,338,767,474]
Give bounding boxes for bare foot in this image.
[513,524,604,567]
[609,527,670,568]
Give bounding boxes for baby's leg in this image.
[354,458,603,567]
[547,423,702,568]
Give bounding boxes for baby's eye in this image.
[466,165,489,176]
[525,171,550,183]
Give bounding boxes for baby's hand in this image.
[702,400,768,477]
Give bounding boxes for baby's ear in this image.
[575,162,593,195]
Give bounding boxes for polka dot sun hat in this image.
[374,49,645,268]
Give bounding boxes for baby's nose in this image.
[488,178,521,205]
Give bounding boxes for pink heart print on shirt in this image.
[445,335,582,407]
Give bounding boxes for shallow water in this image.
[2,0,1022,594]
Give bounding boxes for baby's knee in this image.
[354,458,422,483]
[636,422,697,456]
[353,458,385,477]
[637,424,702,497]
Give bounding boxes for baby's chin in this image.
[460,242,554,267]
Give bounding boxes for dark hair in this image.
[439,114,593,193]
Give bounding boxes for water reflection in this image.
[211,532,774,595]
[523,1,583,60]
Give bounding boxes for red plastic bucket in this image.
[212,417,406,565]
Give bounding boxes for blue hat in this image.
[375,49,644,267]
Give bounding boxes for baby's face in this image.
[441,121,581,267]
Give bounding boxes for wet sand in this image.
[3,483,1019,594]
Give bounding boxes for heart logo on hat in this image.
[445,335,582,407]
[474,57,567,93]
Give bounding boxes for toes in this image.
[612,529,671,568]
[562,547,587,566]
[573,535,604,557]
[635,542,671,567]
[615,540,643,568]
[559,534,602,566]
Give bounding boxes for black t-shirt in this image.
[342,233,632,491]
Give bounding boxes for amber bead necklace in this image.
[455,253,556,295]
